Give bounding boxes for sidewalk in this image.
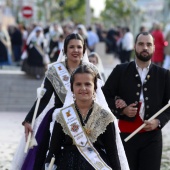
[0,112,27,170]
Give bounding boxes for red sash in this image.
[119,102,146,133]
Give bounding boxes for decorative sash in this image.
[34,44,45,57]
[61,105,112,170]
[53,63,70,91]
[53,63,70,101]
[0,37,7,47]
[47,62,70,103]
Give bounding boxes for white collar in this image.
[135,61,151,70]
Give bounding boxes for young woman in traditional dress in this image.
[44,65,129,170]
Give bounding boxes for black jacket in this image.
[103,61,170,128]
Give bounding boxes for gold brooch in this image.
[66,110,71,117]
[84,128,91,135]
[58,66,62,70]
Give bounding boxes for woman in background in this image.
[151,23,165,67]
[88,52,106,82]
[0,23,12,66]
[21,26,49,79]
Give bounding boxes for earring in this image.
[65,55,68,60]
[92,92,96,101]
[73,93,76,101]
[80,58,83,65]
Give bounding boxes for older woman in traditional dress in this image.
[11,33,100,170]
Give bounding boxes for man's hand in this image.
[122,103,138,117]
[24,122,33,141]
[143,119,160,131]
[115,99,127,109]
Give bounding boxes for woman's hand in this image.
[24,122,33,141]
[122,103,138,117]
[115,99,127,109]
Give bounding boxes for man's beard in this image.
[135,50,153,62]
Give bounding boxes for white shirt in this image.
[122,32,134,51]
[87,31,99,47]
[136,62,151,119]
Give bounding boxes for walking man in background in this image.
[120,27,134,63]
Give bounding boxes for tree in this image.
[61,0,86,23]
[36,0,86,24]
[162,0,170,25]
[101,0,137,28]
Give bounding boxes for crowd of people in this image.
[10,32,170,170]
[11,32,129,170]
[6,19,170,170]
[1,21,170,77]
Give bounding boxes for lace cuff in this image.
[45,163,57,170]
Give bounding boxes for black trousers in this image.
[120,50,132,63]
[121,130,162,170]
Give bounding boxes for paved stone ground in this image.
[0,112,26,170]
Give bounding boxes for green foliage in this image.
[101,0,137,27]
[63,0,86,24]
[35,0,86,23]
[56,0,85,23]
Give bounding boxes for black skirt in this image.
[55,146,111,170]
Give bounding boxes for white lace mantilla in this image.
[56,102,115,143]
